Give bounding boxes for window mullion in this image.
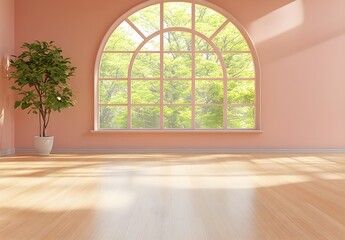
[160,2,164,129]
[127,77,131,129]
[191,2,196,129]
[223,74,228,129]
[126,19,146,40]
[222,52,228,129]
[209,19,230,40]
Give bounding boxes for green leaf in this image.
[14,101,21,108]
[11,86,20,91]
[21,102,32,110]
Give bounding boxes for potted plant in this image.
[9,41,76,155]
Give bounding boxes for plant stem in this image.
[39,112,42,137]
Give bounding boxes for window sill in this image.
[91,129,263,133]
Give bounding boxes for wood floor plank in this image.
[0,154,344,239]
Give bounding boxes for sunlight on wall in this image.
[249,1,304,43]
[0,55,10,129]
[0,108,4,127]
[0,55,10,78]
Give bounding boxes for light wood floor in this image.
[0,153,344,240]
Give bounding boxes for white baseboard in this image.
[0,148,16,156]
[14,148,345,154]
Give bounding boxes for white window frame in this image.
[94,0,261,132]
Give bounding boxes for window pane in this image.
[141,35,160,51]
[196,80,223,104]
[164,31,192,51]
[131,80,160,104]
[128,4,160,37]
[100,53,132,78]
[164,106,192,128]
[223,53,254,78]
[195,53,223,78]
[164,53,192,78]
[195,106,223,129]
[164,80,191,104]
[228,80,255,104]
[105,22,143,51]
[195,5,226,37]
[213,23,249,51]
[99,80,127,104]
[228,106,255,129]
[100,106,127,129]
[164,2,191,29]
[132,106,160,128]
[132,53,160,78]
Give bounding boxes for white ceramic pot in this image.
[34,136,54,156]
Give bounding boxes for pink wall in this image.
[0,0,15,153]
[14,0,345,150]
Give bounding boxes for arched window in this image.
[95,0,260,131]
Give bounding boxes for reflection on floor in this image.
[0,153,344,239]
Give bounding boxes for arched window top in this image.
[94,0,260,132]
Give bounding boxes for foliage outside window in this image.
[96,0,259,131]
